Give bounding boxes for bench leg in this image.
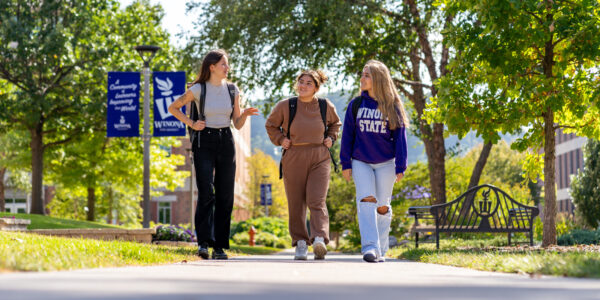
[415,232,419,248]
[529,229,534,246]
[435,232,439,249]
[508,232,511,246]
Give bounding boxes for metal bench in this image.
[408,184,539,249]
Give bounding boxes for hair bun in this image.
[315,70,328,84]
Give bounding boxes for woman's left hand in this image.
[242,107,260,117]
[396,173,404,183]
[323,137,333,148]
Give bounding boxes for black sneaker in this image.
[212,248,228,260]
[197,243,209,259]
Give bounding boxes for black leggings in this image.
[193,127,236,249]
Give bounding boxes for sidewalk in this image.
[0,251,598,300]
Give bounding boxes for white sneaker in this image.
[377,256,386,262]
[295,240,308,260]
[313,237,327,260]
[363,249,377,263]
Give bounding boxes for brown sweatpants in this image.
[282,144,331,246]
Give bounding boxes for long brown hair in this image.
[192,49,228,85]
[365,60,409,130]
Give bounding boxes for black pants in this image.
[193,127,236,249]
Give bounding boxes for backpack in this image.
[351,96,363,122]
[278,97,340,179]
[188,82,237,148]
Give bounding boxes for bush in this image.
[571,139,600,228]
[231,231,291,248]
[153,225,195,242]
[230,217,289,239]
[558,229,600,246]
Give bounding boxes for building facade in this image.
[554,128,587,214]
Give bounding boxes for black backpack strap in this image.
[199,82,207,121]
[287,97,298,139]
[188,83,206,149]
[227,83,236,119]
[352,96,363,121]
[280,97,298,179]
[319,98,339,173]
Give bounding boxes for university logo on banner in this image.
[153,71,186,136]
[107,72,140,137]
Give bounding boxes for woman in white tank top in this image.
[168,49,258,259]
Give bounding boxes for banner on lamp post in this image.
[153,71,186,137]
[107,72,140,137]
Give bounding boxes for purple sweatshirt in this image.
[340,91,408,174]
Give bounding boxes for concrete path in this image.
[1,250,599,300]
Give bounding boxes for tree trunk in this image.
[542,6,557,247]
[460,142,493,217]
[542,109,557,247]
[0,167,5,212]
[408,47,447,205]
[107,187,113,224]
[468,142,493,189]
[30,125,45,215]
[87,187,95,221]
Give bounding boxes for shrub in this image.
[230,217,289,239]
[153,225,195,242]
[571,139,600,228]
[558,229,600,246]
[232,231,291,248]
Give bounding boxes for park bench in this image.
[408,184,539,249]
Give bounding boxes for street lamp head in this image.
[134,45,161,67]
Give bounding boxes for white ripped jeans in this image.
[352,158,395,257]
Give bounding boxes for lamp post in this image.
[186,148,194,234]
[135,45,160,228]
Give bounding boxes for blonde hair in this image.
[294,69,328,95]
[364,60,409,130]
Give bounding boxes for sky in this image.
[118,0,195,48]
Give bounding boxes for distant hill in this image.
[250,91,518,163]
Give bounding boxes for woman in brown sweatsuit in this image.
[265,70,341,260]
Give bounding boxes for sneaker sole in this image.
[294,255,308,260]
[313,243,327,260]
[363,253,377,263]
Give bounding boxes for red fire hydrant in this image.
[248,226,257,247]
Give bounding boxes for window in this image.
[158,202,171,224]
[17,208,25,213]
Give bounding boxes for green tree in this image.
[0,128,30,212]
[186,0,490,205]
[430,0,600,246]
[44,0,188,222]
[47,137,186,226]
[571,139,600,228]
[0,0,120,214]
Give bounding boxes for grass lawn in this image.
[0,213,120,229]
[0,231,281,272]
[387,236,600,278]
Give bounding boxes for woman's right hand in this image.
[191,120,206,131]
[281,138,291,150]
[342,169,352,182]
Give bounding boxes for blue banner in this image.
[107,72,140,137]
[260,184,272,206]
[153,71,186,136]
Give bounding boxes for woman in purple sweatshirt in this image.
[340,60,409,263]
